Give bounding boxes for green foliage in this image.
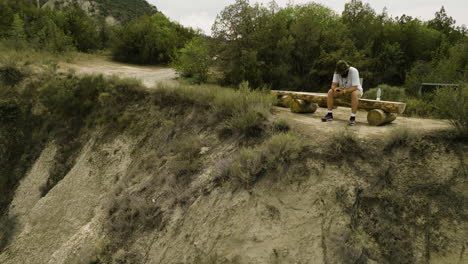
[9,14,27,50]
[62,4,101,52]
[0,0,104,53]
[405,40,468,96]
[229,133,304,186]
[433,84,468,137]
[404,97,436,117]
[211,0,466,91]
[363,84,406,101]
[172,37,212,83]
[112,13,195,64]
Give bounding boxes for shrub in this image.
[112,13,195,64]
[168,135,203,185]
[172,37,212,84]
[433,84,468,137]
[404,97,436,117]
[363,84,406,102]
[106,191,164,247]
[229,133,304,186]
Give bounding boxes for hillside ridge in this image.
[41,0,158,24]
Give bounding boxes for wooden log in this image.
[290,99,318,113]
[276,95,293,108]
[367,109,397,126]
[271,90,406,114]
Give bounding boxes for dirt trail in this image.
[62,56,453,139]
[61,56,178,88]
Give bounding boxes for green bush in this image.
[172,37,212,83]
[404,97,436,117]
[229,133,304,186]
[363,84,406,102]
[434,84,468,136]
[112,13,195,64]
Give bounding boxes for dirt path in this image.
[61,56,453,139]
[61,56,178,88]
[274,106,452,141]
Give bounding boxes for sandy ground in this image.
[61,56,453,139]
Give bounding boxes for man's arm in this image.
[344,86,358,93]
[331,82,338,91]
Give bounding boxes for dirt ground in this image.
[273,107,452,141]
[61,56,453,139]
[60,56,178,88]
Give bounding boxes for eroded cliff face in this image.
[0,101,466,264]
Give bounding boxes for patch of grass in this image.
[153,81,274,137]
[106,190,164,248]
[272,119,290,133]
[384,127,415,150]
[167,135,203,186]
[326,129,363,161]
[229,133,304,186]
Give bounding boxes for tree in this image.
[0,1,14,37]
[112,13,194,64]
[428,7,456,36]
[63,4,101,52]
[172,37,212,83]
[9,14,27,50]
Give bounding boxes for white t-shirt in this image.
[332,67,363,94]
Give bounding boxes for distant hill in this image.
[41,0,158,24]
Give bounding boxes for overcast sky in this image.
[148,0,467,35]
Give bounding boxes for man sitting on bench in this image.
[321,60,363,126]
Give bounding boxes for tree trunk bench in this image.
[272,90,406,126]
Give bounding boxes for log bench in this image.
[272,90,406,126]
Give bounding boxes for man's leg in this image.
[327,89,335,110]
[351,90,360,114]
[322,89,335,122]
[349,90,360,126]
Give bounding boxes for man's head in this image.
[335,60,350,77]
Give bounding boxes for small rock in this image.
[200,147,210,155]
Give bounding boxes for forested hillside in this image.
[41,0,158,24]
[209,0,467,91]
[0,0,195,56]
